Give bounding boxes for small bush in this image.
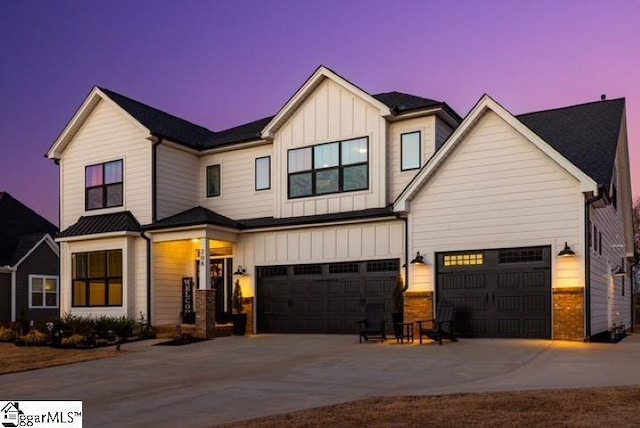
[20,330,48,345]
[0,326,16,342]
[61,334,86,346]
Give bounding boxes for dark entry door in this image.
[436,247,551,338]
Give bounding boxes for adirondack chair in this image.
[416,300,458,345]
[357,302,387,343]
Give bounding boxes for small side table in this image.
[395,322,414,344]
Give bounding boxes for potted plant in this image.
[231,279,247,336]
[392,274,407,339]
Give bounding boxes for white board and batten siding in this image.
[273,78,387,219]
[199,144,274,220]
[60,99,152,229]
[60,236,143,319]
[234,220,405,295]
[156,144,199,221]
[408,111,584,293]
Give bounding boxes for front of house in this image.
[46,66,633,340]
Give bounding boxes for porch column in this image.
[195,238,215,338]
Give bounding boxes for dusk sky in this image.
[1,1,639,225]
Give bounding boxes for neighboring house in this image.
[46,66,633,341]
[0,192,59,324]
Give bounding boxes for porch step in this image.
[215,324,234,337]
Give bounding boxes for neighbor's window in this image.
[72,250,122,307]
[207,164,221,197]
[85,160,123,210]
[288,137,368,198]
[401,131,421,171]
[255,156,271,191]
[29,275,59,308]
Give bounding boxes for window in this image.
[593,225,598,252]
[401,131,421,171]
[85,160,123,210]
[499,248,543,263]
[206,165,221,197]
[29,275,58,308]
[255,156,271,191]
[72,250,122,307]
[287,137,368,198]
[444,253,484,266]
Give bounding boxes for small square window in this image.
[401,131,421,171]
[207,165,221,197]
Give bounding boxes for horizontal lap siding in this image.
[156,144,199,220]
[275,79,386,218]
[61,100,152,229]
[153,241,193,326]
[200,145,273,220]
[409,111,583,293]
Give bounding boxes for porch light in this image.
[557,242,575,257]
[410,252,425,265]
[612,265,626,277]
[233,265,247,276]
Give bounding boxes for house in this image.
[46,66,633,341]
[0,192,59,325]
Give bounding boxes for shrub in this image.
[61,334,86,346]
[0,326,16,342]
[20,330,48,345]
[232,280,244,314]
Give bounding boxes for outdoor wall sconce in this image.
[233,265,247,276]
[612,265,626,277]
[557,242,575,257]
[410,251,426,265]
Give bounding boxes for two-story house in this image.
[46,66,633,341]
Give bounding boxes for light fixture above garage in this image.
[557,242,575,257]
[612,265,626,277]
[410,251,425,265]
[233,265,247,276]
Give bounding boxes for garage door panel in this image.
[522,294,547,311]
[497,272,520,288]
[523,271,547,287]
[496,295,519,311]
[465,274,486,289]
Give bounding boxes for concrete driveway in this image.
[3,334,640,427]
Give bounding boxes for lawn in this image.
[0,342,120,375]
[223,387,640,427]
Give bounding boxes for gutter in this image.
[140,231,152,326]
[584,188,605,340]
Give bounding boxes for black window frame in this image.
[72,249,123,307]
[287,137,369,199]
[400,131,421,171]
[255,156,271,191]
[85,159,123,211]
[206,164,221,197]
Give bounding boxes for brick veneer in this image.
[241,297,254,335]
[195,289,216,338]
[404,291,433,324]
[553,287,584,341]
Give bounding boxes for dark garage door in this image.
[257,259,399,334]
[437,247,551,338]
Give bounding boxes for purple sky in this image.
[1,1,639,226]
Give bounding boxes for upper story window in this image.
[29,275,59,308]
[401,131,421,171]
[72,250,122,307]
[85,160,123,210]
[255,156,271,191]
[207,164,221,197]
[288,137,368,199]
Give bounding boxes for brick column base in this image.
[404,291,434,325]
[553,287,584,341]
[195,289,216,339]
[241,297,254,335]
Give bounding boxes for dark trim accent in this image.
[151,136,163,223]
[400,131,421,171]
[206,164,221,198]
[140,231,152,326]
[585,188,605,340]
[255,156,271,191]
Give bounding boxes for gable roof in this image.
[0,192,58,266]
[202,116,275,150]
[394,95,603,212]
[144,206,240,231]
[516,98,625,187]
[58,211,141,239]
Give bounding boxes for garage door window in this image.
[498,248,543,263]
[444,253,483,266]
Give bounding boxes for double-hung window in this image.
[401,131,421,170]
[85,160,123,210]
[72,250,123,307]
[288,137,368,198]
[29,275,59,308]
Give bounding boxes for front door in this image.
[196,257,233,324]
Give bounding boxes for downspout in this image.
[584,189,605,340]
[140,231,152,326]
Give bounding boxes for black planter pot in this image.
[392,312,404,339]
[231,313,247,336]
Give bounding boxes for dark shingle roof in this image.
[144,206,240,231]
[203,116,275,149]
[373,92,462,121]
[99,88,216,149]
[9,233,49,266]
[59,211,141,238]
[0,192,58,266]
[517,98,625,186]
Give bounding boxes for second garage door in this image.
[437,247,551,338]
[257,259,399,334]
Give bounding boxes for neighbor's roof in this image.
[517,98,625,187]
[0,192,58,266]
[58,211,141,238]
